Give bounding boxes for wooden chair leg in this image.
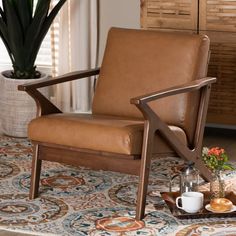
[29,144,42,199]
[194,157,213,181]
[135,126,154,220]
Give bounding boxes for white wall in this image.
[98,0,140,64]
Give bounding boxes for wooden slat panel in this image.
[200,0,236,32]
[141,1,236,125]
[202,31,236,124]
[141,0,198,30]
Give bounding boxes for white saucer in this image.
[205,204,236,213]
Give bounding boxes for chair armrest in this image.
[17,68,100,116]
[130,77,216,105]
[18,68,100,91]
[130,77,216,182]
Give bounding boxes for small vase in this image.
[210,170,225,199]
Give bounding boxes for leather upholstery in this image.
[25,28,214,219]
[28,113,187,155]
[93,28,209,144]
[28,28,209,155]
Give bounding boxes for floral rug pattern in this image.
[0,136,236,235]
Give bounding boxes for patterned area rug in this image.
[0,136,236,236]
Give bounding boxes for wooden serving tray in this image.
[161,191,236,219]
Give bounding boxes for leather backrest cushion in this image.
[92,28,210,143]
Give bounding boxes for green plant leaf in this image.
[0,17,8,42]
[222,164,235,170]
[26,0,66,68]
[47,0,67,24]
[2,0,27,72]
[2,0,7,14]
[23,0,51,69]
[0,6,6,22]
[0,18,14,64]
[12,0,33,34]
[26,0,50,44]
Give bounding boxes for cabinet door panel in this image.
[201,31,236,125]
[141,0,198,30]
[199,0,236,32]
[141,0,236,125]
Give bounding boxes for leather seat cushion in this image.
[28,113,187,155]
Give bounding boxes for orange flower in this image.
[202,146,233,171]
[208,147,225,157]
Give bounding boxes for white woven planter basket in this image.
[0,72,48,137]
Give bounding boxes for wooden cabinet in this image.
[141,0,198,31]
[141,0,236,126]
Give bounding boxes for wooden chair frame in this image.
[18,68,216,220]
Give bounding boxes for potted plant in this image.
[202,147,234,198]
[0,0,66,137]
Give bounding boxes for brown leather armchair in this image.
[18,28,216,220]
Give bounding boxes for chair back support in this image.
[92,28,210,143]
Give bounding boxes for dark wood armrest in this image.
[18,68,100,91]
[130,77,216,105]
[18,68,100,116]
[130,76,216,181]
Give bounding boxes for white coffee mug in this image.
[176,191,204,213]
